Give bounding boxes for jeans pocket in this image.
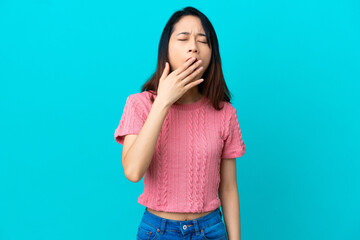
[136,221,159,240]
[201,220,227,240]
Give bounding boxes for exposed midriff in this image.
[146,207,216,221]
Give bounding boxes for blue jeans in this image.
[136,207,228,240]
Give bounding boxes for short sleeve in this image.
[221,108,246,159]
[114,94,146,145]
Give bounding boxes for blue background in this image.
[1,1,359,239]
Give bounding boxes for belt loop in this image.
[219,208,222,218]
[159,218,166,234]
[193,219,200,235]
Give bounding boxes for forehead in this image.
[172,15,205,34]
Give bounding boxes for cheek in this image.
[206,53,212,66]
[168,51,185,68]
[203,57,211,69]
[168,44,181,58]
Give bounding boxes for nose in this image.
[188,40,198,53]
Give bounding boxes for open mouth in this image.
[186,57,198,62]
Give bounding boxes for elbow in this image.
[122,155,145,183]
[123,156,139,182]
[124,169,142,183]
[127,176,141,183]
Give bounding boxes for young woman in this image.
[114,6,246,240]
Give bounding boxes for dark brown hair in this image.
[140,6,234,110]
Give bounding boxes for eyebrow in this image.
[176,32,207,37]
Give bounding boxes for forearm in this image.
[124,97,170,182]
[219,188,241,240]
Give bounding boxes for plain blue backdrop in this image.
[1,1,359,240]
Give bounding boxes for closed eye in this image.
[178,39,208,43]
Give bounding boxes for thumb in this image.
[159,62,170,82]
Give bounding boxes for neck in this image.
[176,89,202,104]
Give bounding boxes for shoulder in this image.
[126,91,154,113]
[127,90,150,100]
[219,100,236,116]
[127,91,153,104]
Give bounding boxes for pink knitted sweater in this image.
[114,91,246,213]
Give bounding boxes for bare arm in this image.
[123,57,204,182]
[219,158,241,240]
[122,97,170,182]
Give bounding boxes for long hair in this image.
[141,6,233,110]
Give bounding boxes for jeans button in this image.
[183,225,187,230]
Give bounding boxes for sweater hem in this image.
[138,198,221,213]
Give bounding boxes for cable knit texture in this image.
[114,91,246,213]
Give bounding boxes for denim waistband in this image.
[141,207,223,235]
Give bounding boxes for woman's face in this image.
[168,15,211,79]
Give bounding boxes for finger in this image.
[184,78,204,92]
[173,57,197,75]
[181,64,204,86]
[159,62,170,82]
[177,59,202,81]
